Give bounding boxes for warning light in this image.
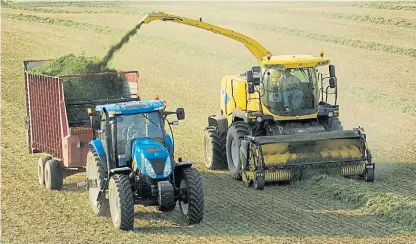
[320,50,324,58]
[154,94,160,100]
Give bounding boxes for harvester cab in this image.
[86,99,204,230]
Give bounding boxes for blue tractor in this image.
[86,100,204,230]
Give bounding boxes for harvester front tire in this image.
[179,168,204,225]
[86,151,110,217]
[45,159,63,190]
[364,167,375,182]
[109,174,134,231]
[203,126,227,170]
[38,155,52,185]
[226,121,249,180]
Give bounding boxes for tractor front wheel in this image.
[38,155,52,185]
[44,159,63,190]
[179,168,204,225]
[226,121,249,180]
[203,126,227,170]
[86,150,110,217]
[109,174,134,230]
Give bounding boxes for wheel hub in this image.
[231,138,239,167]
[179,179,189,215]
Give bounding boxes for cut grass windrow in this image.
[351,2,416,11]
[322,13,416,30]
[2,4,148,15]
[3,13,116,34]
[299,175,416,232]
[221,19,416,59]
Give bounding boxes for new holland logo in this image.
[220,89,229,105]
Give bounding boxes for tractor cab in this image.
[90,100,184,172]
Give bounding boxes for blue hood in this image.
[132,138,169,160]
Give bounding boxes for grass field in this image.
[2,1,416,243]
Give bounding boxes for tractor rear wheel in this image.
[109,174,134,230]
[44,159,63,190]
[38,155,52,185]
[179,168,204,225]
[203,126,227,170]
[86,150,110,217]
[226,121,249,180]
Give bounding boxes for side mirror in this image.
[329,64,336,78]
[176,108,185,120]
[329,77,336,88]
[246,70,254,83]
[91,115,100,130]
[251,66,261,73]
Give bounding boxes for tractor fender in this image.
[89,139,107,165]
[173,162,196,186]
[208,115,228,133]
[175,162,195,169]
[232,109,249,123]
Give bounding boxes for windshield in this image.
[115,112,164,155]
[259,67,318,115]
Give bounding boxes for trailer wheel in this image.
[226,121,249,180]
[45,159,63,190]
[38,155,52,185]
[109,174,134,231]
[179,167,204,225]
[203,126,227,170]
[86,151,110,217]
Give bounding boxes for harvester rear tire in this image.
[203,126,227,170]
[364,167,375,182]
[38,155,52,185]
[45,159,63,190]
[86,150,110,217]
[109,174,134,231]
[179,168,204,225]
[226,121,249,180]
